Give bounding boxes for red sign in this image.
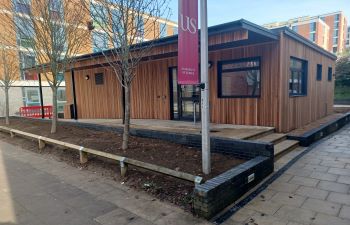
[178,0,199,85]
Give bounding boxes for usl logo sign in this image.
[178,0,199,85]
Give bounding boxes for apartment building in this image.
[0,0,178,117]
[346,26,350,48]
[264,11,348,55]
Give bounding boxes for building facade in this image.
[27,19,336,133]
[346,26,350,48]
[0,0,177,117]
[264,11,348,55]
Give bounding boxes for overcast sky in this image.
[168,0,350,26]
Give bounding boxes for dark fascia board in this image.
[272,27,337,60]
[24,19,279,71]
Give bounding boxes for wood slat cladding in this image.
[208,42,280,128]
[279,34,335,132]
[57,29,249,72]
[208,30,248,45]
[64,68,123,119]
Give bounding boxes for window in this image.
[95,73,104,85]
[335,14,340,21]
[334,22,339,29]
[309,33,316,42]
[333,47,338,53]
[19,52,36,80]
[333,37,338,45]
[218,57,261,98]
[57,88,66,102]
[135,16,144,41]
[328,67,333,81]
[23,87,40,106]
[289,57,308,96]
[316,64,322,81]
[310,22,316,32]
[92,32,108,52]
[90,3,107,28]
[15,17,34,48]
[320,17,325,22]
[173,27,178,35]
[57,72,64,82]
[160,23,167,38]
[15,0,31,14]
[292,26,298,32]
[49,0,62,20]
[333,29,339,37]
[111,9,123,47]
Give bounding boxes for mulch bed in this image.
[0,117,245,212]
[288,113,344,136]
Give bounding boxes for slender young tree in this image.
[81,0,170,150]
[1,0,90,133]
[0,47,20,125]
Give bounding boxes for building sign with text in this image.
[178,0,199,85]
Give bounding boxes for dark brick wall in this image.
[131,128,274,160]
[193,156,273,219]
[288,113,350,146]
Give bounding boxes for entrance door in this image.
[169,68,200,121]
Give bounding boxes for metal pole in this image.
[200,0,210,174]
[38,73,45,119]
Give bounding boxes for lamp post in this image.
[200,0,210,174]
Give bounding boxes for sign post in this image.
[178,0,199,84]
[178,0,210,174]
[200,0,210,174]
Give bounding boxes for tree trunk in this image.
[122,85,130,150]
[5,88,10,125]
[51,87,58,134]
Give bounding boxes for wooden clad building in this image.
[60,19,336,133]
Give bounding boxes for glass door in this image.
[170,68,200,121]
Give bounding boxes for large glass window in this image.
[289,57,308,96]
[291,25,298,32]
[15,0,31,14]
[218,57,261,98]
[92,31,108,52]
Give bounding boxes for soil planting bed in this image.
[0,117,245,212]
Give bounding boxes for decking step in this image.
[255,133,287,144]
[274,140,299,157]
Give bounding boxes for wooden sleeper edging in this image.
[0,126,203,185]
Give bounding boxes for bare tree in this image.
[81,0,170,150]
[0,45,20,125]
[1,0,90,133]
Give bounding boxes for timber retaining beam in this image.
[0,126,203,186]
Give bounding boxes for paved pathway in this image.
[0,140,209,225]
[225,124,350,225]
